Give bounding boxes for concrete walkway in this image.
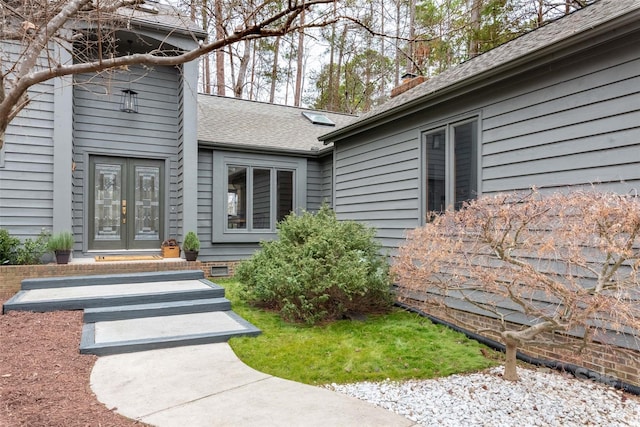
[91,342,417,427]
[5,270,416,426]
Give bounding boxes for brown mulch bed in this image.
[0,299,145,426]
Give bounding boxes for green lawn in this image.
[219,279,500,385]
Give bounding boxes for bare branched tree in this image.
[0,0,336,148]
[393,189,640,381]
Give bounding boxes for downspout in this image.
[395,302,640,396]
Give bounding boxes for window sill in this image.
[213,230,279,244]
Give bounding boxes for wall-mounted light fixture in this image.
[120,89,139,113]
[119,39,138,113]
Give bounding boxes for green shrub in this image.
[15,230,50,265]
[0,229,50,265]
[182,231,200,251]
[0,229,20,265]
[236,205,393,325]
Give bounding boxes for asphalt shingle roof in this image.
[118,1,207,38]
[197,94,355,154]
[321,0,640,142]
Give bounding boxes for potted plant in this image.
[182,231,200,261]
[47,232,74,264]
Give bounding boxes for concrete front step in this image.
[20,270,205,290]
[2,279,224,314]
[2,270,261,356]
[83,298,232,322]
[80,311,261,356]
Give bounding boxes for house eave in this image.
[320,6,640,145]
[127,19,207,40]
[198,141,333,158]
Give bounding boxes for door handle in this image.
[122,200,127,224]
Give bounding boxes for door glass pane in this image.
[454,121,478,209]
[228,166,247,229]
[94,163,122,241]
[425,129,446,213]
[253,168,271,230]
[134,166,160,241]
[277,170,293,222]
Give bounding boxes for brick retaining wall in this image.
[0,261,203,296]
[417,303,640,388]
[0,260,241,297]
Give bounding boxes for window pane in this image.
[277,170,294,222]
[134,166,160,241]
[453,121,478,209]
[94,163,122,240]
[228,166,247,229]
[253,168,271,229]
[425,129,446,213]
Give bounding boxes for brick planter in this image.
[0,261,205,296]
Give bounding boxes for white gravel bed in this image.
[326,366,640,426]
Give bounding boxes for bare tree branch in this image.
[393,189,640,382]
[0,0,336,148]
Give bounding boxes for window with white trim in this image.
[423,118,478,215]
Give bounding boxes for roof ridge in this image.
[197,93,357,118]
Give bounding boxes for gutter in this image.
[127,18,207,40]
[198,141,333,158]
[320,6,640,144]
[396,302,640,396]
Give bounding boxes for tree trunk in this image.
[334,24,348,111]
[537,0,544,27]
[468,0,482,58]
[269,37,280,103]
[327,6,336,110]
[284,35,295,105]
[228,45,236,95]
[249,39,256,100]
[203,55,211,93]
[408,0,416,74]
[394,0,401,86]
[201,0,211,94]
[294,8,305,107]
[379,0,385,98]
[215,0,226,96]
[503,337,520,381]
[363,2,373,111]
[234,39,251,98]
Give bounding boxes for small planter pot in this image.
[184,250,199,262]
[54,250,72,265]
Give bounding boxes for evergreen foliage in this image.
[0,229,49,265]
[182,231,200,251]
[236,205,393,325]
